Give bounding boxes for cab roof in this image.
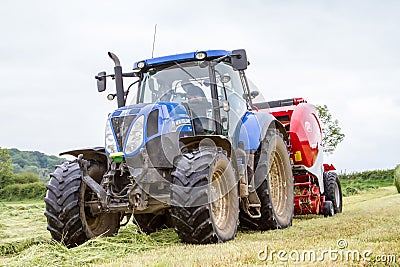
[133,50,231,70]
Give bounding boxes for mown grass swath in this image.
[1,186,399,266]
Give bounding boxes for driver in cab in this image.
[181,82,207,104]
[181,82,210,133]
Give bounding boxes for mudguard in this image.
[180,135,232,156]
[60,147,107,164]
[239,111,287,151]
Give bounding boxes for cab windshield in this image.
[134,61,248,136]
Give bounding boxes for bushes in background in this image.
[0,172,45,201]
[339,169,395,196]
[11,172,40,184]
[0,182,46,201]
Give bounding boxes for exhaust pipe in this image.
[108,52,125,108]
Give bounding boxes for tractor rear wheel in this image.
[323,172,343,213]
[240,129,294,230]
[171,147,239,244]
[44,160,120,247]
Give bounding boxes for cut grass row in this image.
[1,186,399,266]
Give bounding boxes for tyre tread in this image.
[171,148,238,244]
[44,161,88,247]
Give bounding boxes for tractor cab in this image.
[98,50,256,163]
[131,50,250,138]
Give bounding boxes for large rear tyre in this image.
[323,172,343,214]
[44,160,120,247]
[171,147,239,244]
[240,129,294,230]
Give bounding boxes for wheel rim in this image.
[268,151,287,216]
[210,167,229,230]
[334,182,341,208]
[80,183,118,237]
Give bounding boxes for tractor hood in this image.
[106,102,192,157]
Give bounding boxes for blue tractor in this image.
[44,49,294,246]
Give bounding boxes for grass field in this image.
[0,187,399,266]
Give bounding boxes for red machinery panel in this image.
[267,100,322,168]
[254,98,338,216]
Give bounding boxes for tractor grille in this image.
[111,115,136,151]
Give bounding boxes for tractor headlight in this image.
[125,115,144,154]
[195,51,207,60]
[137,61,146,69]
[105,119,118,153]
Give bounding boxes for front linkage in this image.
[76,149,154,215]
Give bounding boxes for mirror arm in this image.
[211,55,229,65]
[122,72,139,77]
[95,73,115,80]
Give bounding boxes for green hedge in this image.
[0,182,46,201]
[12,172,40,184]
[339,169,394,181]
[394,165,400,193]
[339,169,395,196]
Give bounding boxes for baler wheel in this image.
[322,200,334,217]
[323,172,343,214]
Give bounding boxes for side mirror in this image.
[250,91,259,99]
[96,71,107,92]
[231,49,248,71]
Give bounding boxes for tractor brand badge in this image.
[172,118,191,132]
[121,110,130,116]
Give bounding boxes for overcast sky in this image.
[1,0,399,173]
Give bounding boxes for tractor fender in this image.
[239,111,288,151]
[59,147,107,164]
[179,135,240,188]
[179,135,232,157]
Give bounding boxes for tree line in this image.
[8,148,63,182]
[0,148,63,201]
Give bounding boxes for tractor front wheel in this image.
[171,147,239,244]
